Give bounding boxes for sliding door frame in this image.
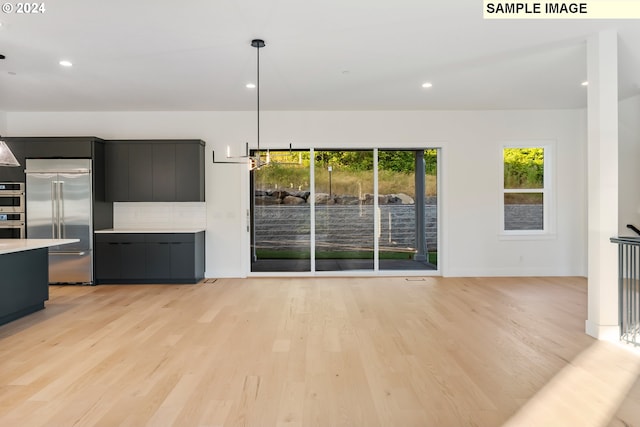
[249,146,442,277]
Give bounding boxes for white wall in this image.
[6,109,587,277]
[619,94,640,236]
[0,112,6,134]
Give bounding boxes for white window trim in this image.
[499,141,556,240]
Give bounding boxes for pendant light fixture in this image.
[0,136,20,167]
[250,38,267,170]
[213,38,270,170]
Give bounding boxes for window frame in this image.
[500,142,555,239]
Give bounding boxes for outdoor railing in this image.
[611,236,640,346]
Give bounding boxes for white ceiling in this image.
[1,0,639,112]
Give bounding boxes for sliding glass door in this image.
[251,151,311,272]
[377,150,438,270]
[250,148,438,273]
[314,150,374,271]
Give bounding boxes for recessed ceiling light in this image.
[246,83,256,89]
[59,60,73,67]
[581,81,588,86]
[422,82,433,88]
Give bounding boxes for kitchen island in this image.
[0,239,79,326]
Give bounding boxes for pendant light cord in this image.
[250,39,265,167]
[256,42,260,160]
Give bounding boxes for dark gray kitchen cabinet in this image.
[175,143,204,201]
[95,231,205,284]
[145,241,172,278]
[95,233,146,280]
[170,241,196,279]
[152,143,176,201]
[120,242,147,280]
[128,144,153,201]
[104,142,129,201]
[95,241,121,280]
[105,140,205,202]
[144,233,202,280]
[27,138,94,158]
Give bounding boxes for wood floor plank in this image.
[1,277,639,426]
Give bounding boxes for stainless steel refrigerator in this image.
[26,158,93,284]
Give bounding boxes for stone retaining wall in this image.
[254,204,438,252]
[254,203,543,251]
[504,204,543,230]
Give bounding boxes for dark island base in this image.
[0,248,49,327]
[0,302,46,326]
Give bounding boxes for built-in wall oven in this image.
[0,183,25,239]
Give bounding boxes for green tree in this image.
[503,148,544,189]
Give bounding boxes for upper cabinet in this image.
[27,138,95,158]
[0,137,206,203]
[105,140,205,202]
[0,137,101,183]
[0,136,113,229]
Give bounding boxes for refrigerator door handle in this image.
[56,181,62,239]
[58,181,65,238]
[51,180,57,238]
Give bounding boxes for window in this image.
[502,146,550,234]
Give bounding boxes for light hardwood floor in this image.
[1,277,639,427]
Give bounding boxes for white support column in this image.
[586,30,619,340]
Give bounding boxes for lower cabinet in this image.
[95,232,205,284]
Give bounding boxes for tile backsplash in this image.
[113,202,207,229]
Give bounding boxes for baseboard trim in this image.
[585,320,620,341]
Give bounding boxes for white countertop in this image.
[0,239,80,255]
[95,228,205,234]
